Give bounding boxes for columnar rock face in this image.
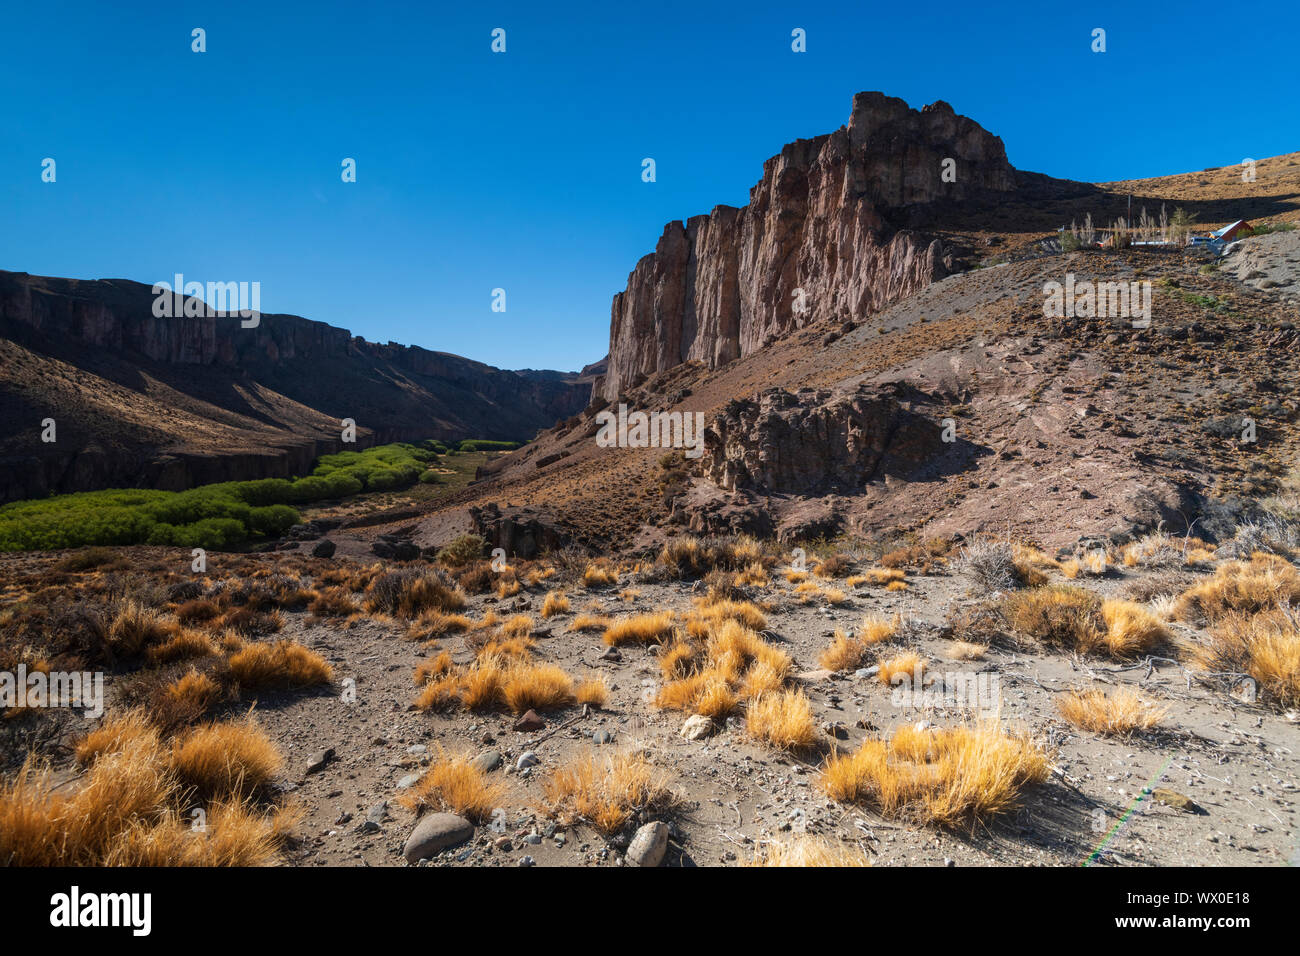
[602,92,1017,399]
[702,384,941,494]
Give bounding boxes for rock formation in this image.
[600,92,1017,399]
[701,382,944,495]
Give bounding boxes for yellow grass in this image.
[737,562,770,587]
[691,597,768,631]
[820,722,1049,826]
[1099,599,1171,658]
[406,611,474,641]
[396,747,505,823]
[885,580,909,592]
[228,640,333,689]
[146,628,217,665]
[1175,555,1300,623]
[1200,608,1300,709]
[949,641,988,661]
[824,588,848,605]
[859,612,900,645]
[582,563,619,588]
[0,739,292,866]
[170,717,284,799]
[783,569,809,584]
[502,662,575,713]
[414,651,454,686]
[865,568,906,585]
[569,613,612,632]
[164,669,221,717]
[751,837,872,867]
[603,611,675,647]
[541,751,679,835]
[1056,687,1168,735]
[878,653,925,687]
[745,690,818,751]
[108,600,176,656]
[820,629,868,672]
[75,710,158,766]
[541,591,571,617]
[576,676,609,708]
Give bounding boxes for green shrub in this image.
[457,439,520,453]
[436,534,487,567]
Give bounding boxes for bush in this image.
[457,440,520,453]
[437,534,487,568]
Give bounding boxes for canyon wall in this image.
[601,92,1017,399]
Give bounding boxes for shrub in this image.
[437,535,487,568]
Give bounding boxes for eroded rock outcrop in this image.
[601,92,1016,399]
[702,383,943,494]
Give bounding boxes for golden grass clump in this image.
[655,617,793,718]
[783,568,809,584]
[819,722,1049,826]
[575,676,609,708]
[859,612,901,645]
[751,837,872,867]
[690,596,767,631]
[1099,599,1171,658]
[948,641,988,661]
[541,751,679,835]
[169,717,284,798]
[736,562,770,587]
[569,613,612,632]
[163,669,222,718]
[541,591,571,618]
[502,662,575,713]
[1174,555,1300,623]
[603,611,675,647]
[819,629,868,672]
[75,710,159,766]
[0,738,294,866]
[414,651,454,686]
[824,588,848,605]
[744,690,818,751]
[228,640,333,689]
[406,610,474,642]
[109,600,176,656]
[877,653,925,687]
[146,628,218,666]
[397,747,505,823]
[1056,687,1168,735]
[1199,607,1300,709]
[582,562,619,588]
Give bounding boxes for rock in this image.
[365,801,388,827]
[854,666,880,680]
[600,646,622,662]
[516,751,539,771]
[311,539,337,558]
[822,721,849,740]
[680,714,716,741]
[625,821,670,867]
[513,710,545,732]
[518,855,536,867]
[396,773,421,790]
[470,750,502,774]
[592,730,614,745]
[402,813,474,863]
[305,748,335,775]
[600,92,1014,400]
[1151,788,1204,814]
[393,540,420,562]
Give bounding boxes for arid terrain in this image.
[2,92,1299,869]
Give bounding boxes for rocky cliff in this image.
[600,92,1017,399]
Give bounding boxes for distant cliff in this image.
[0,270,590,501]
[600,92,1018,399]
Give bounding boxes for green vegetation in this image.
[436,534,488,567]
[0,442,441,552]
[1244,221,1296,237]
[455,439,520,453]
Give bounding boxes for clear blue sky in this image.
[3,0,1296,371]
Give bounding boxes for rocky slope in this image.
[600,92,1020,399]
[0,270,590,502]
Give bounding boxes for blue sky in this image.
[3,0,1296,371]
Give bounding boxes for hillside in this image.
[0,271,591,502]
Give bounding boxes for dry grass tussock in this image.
[396,747,505,823]
[365,569,466,618]
[602,611,676,647]
[541,750,680,835]
[1174,555,1300,623]
[1001,587,1168,658]
[654,618,793,721]
[1198,605,1300,709]
[745,689,819,751]
[1056,687,1168,735]
[751,837,872,867]
[228,640,333,689]
[820,722,1049,826]
[3,712,294,865]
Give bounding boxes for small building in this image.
[1211,220,1252,243]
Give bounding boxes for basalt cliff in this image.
[598,92,1018,400]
